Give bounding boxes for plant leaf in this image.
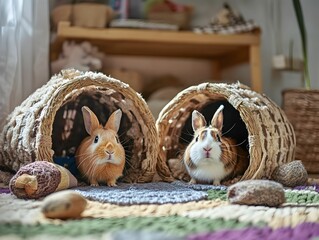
[292,0,311,89]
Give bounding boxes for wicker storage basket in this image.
[51,3,113,29]
[0,69,158,183]
[156,82,296,182]
[147,11,192,30]
[72,3,114,28]
[282,89,319,173]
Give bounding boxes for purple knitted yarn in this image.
[0,188,10,194]
[294,184,319,193]
[9,161,61,199]
[188,222,319,240]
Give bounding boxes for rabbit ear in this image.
[192,110,207,131]
[105,109,122,132]
[81,106,100,135]
[211,105,224,132]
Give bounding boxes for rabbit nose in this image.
[105,143,114,154]
[106,150,114,155]
[203,147,212,152]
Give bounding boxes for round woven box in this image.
[0,69,158,183]
[156,82,296,182]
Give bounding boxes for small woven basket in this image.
[147,11,192,30]
[51,3,113,29]
[0,69,158,183]
[156,82,296,182]
[282,89,319,173]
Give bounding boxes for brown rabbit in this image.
[75,106,125,187]
[183,105,249,185]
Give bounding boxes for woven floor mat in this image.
[206,188,319,204]
[188,222,319,240]
[182,203,319,228]
[0,216,262,238]
[83,199,226,218]
[0,192,226,225]
[0,182,319,239]
[0,193,47,225]
[74,181,224,205]
[1,216,318,240]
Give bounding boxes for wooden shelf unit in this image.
[52,21,263,92]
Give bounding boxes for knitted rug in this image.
[0,182,319,240]
[74,181,226,205]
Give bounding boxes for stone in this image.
[271,160,308,187]
[227,180,285,207]
[41,190,87,219]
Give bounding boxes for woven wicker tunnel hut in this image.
[156,82,296,182]
[0,69,158,183]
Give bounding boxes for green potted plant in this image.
[293,0,311,89]
[282,0,319,174]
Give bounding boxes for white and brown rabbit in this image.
[76,106,125,187]
[183,105,248,185]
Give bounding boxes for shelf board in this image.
[54,21,260,59]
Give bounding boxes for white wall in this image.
[104,0,318,105]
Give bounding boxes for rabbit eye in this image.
[216,134,221,142]
[94,136,99,143]
[115,136,119,143]
[195,136,199,142]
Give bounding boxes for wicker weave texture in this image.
[156,82,296,182]
[0,69,158,183]
[282,89,319,173]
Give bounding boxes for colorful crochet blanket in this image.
[0,181,319,239]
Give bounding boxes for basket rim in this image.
[282,88,319,95]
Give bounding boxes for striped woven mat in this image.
[0,182,319,240]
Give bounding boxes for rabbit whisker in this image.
[220,148,248,158]
[87,164,97,183]
[123,152,133,158]
[220,148,237,155]
[120,138,132,144]
[179,136,192,143]
[76,155,93,169]
[117,131,128,138]
[124,160,134,169]
[221,123,236,136]
[224,139,248,147]
[76,153,99,169]
[75,151,94,157]
[183,129,195,137]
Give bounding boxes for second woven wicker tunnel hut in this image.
[156,82,296,183]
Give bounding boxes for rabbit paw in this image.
[90,180,99,187]
[213,180,221,186]
[188,178,197,185]
[106,180,117,187]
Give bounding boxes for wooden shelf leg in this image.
[211,61,221,81]
[249,45,263,92]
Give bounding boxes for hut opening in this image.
[52,89,136,182]
[163,98,250,183]
[179,100,249,156]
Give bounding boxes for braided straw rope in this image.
[156,82,296,182]
[0,69,158,183]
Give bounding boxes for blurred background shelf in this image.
[51,21,263,92]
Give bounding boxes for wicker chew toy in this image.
[0,69,158,183]
[156,82,296,183]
